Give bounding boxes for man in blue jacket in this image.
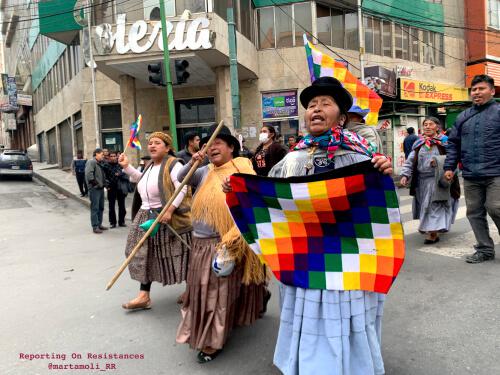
[444,75,500,263]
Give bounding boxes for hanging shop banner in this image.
[0,75,18,112]
[364,66,397,98]
[17,93,32,107]
[400,78,469,103]
[262,91,298,119]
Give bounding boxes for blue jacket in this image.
[444,100,500,178]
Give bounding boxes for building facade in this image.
[0,0,35,151]
[88,0,467,174]
[465,0,500,93]
[2,0,474,175]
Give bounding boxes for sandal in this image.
[197,349,222,363]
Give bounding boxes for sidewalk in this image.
[32,162,132,213]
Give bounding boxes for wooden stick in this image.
[165,222,192,250]
[106,120,225,290]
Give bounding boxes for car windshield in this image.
[1,154,28,161]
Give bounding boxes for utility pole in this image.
[87,0,100,148]
[227,0,241,130]
[159,0,178,150]
[357,0,365,82]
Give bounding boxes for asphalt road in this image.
[1,177,499,375]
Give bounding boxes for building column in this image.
[119,75,138,165]
[215,66,234,131]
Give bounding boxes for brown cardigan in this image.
[131,155,192,234]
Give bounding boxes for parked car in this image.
[0,150,33,180]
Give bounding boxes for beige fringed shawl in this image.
[191,157,266,285]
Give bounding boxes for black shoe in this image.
[93,228,103,234]
[80,193,85,197]
[424,237,440,245]
[110,224,117,229]
[99,226,109,230]
[119,223,127,227]
[465,252,494,264]
[197,349,222,364]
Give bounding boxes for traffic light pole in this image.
[159,0,178,150]
[227,0,241,130]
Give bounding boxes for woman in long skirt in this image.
[265,77,393,375]
[400,117,460,244]
[176,124,267,363]
[118,132,192,310]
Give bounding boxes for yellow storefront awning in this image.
[400,78,469,103]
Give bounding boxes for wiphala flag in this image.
[226,161,405,294]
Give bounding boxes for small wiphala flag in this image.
[226,161,405,294]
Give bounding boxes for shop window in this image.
[293,3,312,46]
[434,33,445,66]
[489,0,499,28]
[394,24,410,60]
[364,16,373,54]
[316,4,331,46]
[175,98,215,125]
[100,105,122,130]
[258,3,312,49]
[276,5,293,48]
[257,7,275,49]
[373,18,381,56]
[382,20,392,57]
[239,0,253,41]
[176,0,206,15]
[422,30,435,65]
[410,27,420,62]
[344,12,358,51]
[331,9,344,48]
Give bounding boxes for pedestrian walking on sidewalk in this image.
[85,148,108,234]
[444,74,500,263]
[71,150,88,197]
[104,151,128,228]
[400,117,460,244]
[119,132,192,310]
[176,124,267,364]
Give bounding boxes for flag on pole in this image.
[127,114,142,150]
[303,35,383,125]
[226,160,405,294]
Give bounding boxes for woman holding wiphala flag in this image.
[222,76,400,375]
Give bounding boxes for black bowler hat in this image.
[299,77,353,113]
[200,124,240,158]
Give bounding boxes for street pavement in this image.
[1,175,500,375]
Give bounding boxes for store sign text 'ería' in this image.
[93,14,212,55]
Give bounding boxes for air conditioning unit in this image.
[400,115,409,126]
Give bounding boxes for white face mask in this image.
[259,133,269,143]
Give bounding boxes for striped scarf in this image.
[412,134,448,151]
[294,126,376,159]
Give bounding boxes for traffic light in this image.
[174,59,190,85]
[148,62,165,86]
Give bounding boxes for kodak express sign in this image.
[400,78,469,103]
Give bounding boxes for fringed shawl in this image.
[191,157,266,285]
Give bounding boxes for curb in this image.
[33,172,91,208]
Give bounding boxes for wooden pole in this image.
[105,120,224,290]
